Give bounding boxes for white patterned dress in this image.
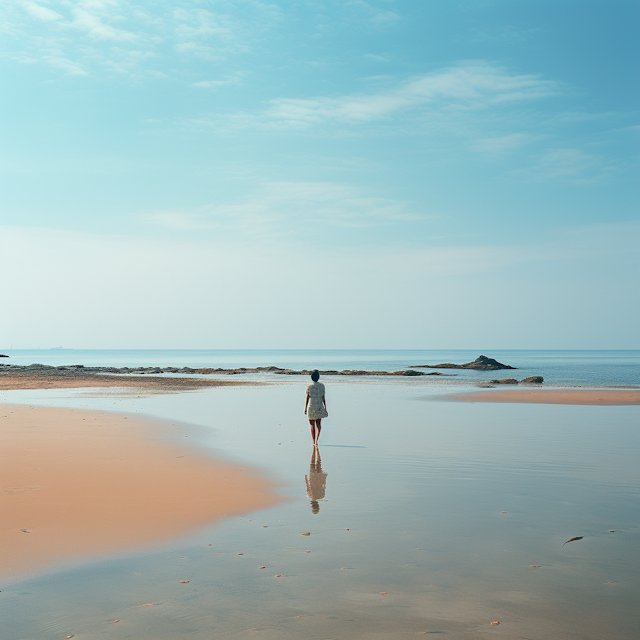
[306,381,328,419]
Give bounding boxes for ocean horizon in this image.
[1,348,638,387]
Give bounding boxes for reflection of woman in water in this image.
[305,447,327,514]
[304,369,328,445]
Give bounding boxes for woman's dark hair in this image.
[311,369,320,382]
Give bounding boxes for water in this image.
[1,381,638,639]
[2,348,639,386]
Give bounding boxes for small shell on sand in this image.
[301,532,311,536]
[379,592,387,595]
[501,511,508,514]
[304,550,311,553]
[274,574,282,577]
[490,621,500,625]
[237,553,244,555]
[109,619,120,623]
[529,565,542,567]
[259,566,266,569]
[180,580,189,583]
[609,530,615,532]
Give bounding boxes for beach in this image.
[0,403,282,582]
[1,367,638,639]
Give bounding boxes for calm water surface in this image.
[1,380,638,639]
[2,348,639,386]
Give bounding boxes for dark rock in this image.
[401,370,425,376]
[520,376,544,384]
[489,378,519,384]
[415,355,516,370]
[0,354,8,358]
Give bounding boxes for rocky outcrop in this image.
[487,376,544,385]
[0,363,459,377]
[415,355,516,370]
[0,354,8,358]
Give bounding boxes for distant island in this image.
[414,355,515,371]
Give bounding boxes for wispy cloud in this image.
[19,0,62,22]
[140,181,425,239]
[470,133,541,156]
[264,63,560,126]
[179,63,561,133]
[1,0,283,76]
[193,74,244,89]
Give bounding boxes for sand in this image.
[444,388,640,405]
[0,404,283,582]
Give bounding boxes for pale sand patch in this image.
[444,388,640,405]
[0,404,283,582]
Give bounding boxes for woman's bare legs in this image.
[309,419,322,445]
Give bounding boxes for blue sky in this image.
[1,0,638,349]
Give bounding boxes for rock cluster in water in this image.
[487,376,544,384]
[415,355,516,370]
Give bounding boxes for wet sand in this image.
[444,388,640,405]
[1,382,638,640]
[0,404,282,582]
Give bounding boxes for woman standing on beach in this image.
[304,370,328,445]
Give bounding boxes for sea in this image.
[1,348,638,387]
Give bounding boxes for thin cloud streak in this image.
[140,181,425,239]
[193,63,561,131]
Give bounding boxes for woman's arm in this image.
[304,389,309,414]
[322,394,327,411]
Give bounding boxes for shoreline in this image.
[1,368,638,402]
[0,404,283,583]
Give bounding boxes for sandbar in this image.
[0,404,282,582]
[444,388,640,405]
[0,369,254,391]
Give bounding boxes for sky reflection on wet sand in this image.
[1,381,638,639]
